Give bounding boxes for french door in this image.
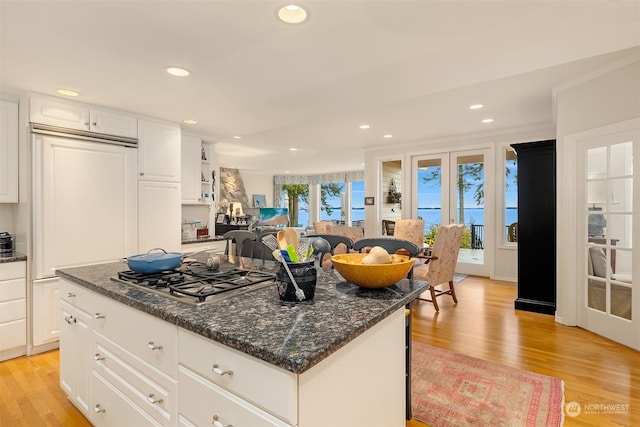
[412,148,492,276]
[577,128,639,350]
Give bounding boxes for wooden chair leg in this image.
[430,285,439,312]
[449,280,458,304]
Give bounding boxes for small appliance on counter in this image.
[0,232,13,255]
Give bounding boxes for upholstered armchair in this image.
[393,219,426,254]
[413,224,464,311]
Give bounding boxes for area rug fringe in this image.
[411,342,565,427]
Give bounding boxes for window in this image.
[320,182,345,224]
[280,185,309,227]
[505,147,518,243]
[351,180,364,226]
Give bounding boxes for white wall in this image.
[555,55,640,326]
[240,170,275,208]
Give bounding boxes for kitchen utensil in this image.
[272,249,284,263]
[286,244,299,263]
[311,237,331,269]
[279,258,306,301]
[284,227,299,253]
[297,238,311,261]
[261,234,279,251]
[126,248,184,273]
[277,230,288,250]
[280,249,292,263]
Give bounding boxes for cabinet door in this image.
[90,108,138,138]
[32,277,61,346]
[139,180,181,253]
[138,119,181,182]
[0,99,19,202]
[30,96,90,131]
[180,135,201,203]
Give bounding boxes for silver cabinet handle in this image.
[67,292,76,298]
[147,393,163,405]
[64,315,75,325]
[147,341,163,350]
[94,353,105,361]
[94,313,105,319]
[212,415,232,427]
[94,404,106,413]
[212,363,233,376]
[140,172,145,176]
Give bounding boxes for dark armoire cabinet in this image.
[511,140,556,315]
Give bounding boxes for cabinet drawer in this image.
[0,319,26,350]
[0,261,25,281]
[0,278,26,301]
[178,366,291,427]
[93,293,177,377]
[92,371,163,427]
[93,332,177,426]
[178,329,296,424]
[0,299,25,322]
[59,280,92,312]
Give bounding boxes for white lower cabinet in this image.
[0,261,27,360]
[32,276,61,347]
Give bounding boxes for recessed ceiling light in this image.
[232,135,242,140]
[482,118,494,123]
[183,119,198,125]
[289,148,298,151]
[359,124,370,129]
[57,89,80,97]
[166,66,191,77]
[383,134,393,138]
[469,104,483,110]
[277,4,309,24]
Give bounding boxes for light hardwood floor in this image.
[0,275,638,426]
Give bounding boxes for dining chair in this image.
[223,230,257,263]
[306,234,354,269]
[393,219,426,254]
[508,222,518,242]
[353,237,421,280]
[413,223,464,311]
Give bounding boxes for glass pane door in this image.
[579,129,638,350]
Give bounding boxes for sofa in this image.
[587,246,631,320]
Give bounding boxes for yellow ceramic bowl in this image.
[330,253,414,289]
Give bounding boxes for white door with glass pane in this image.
[412,149,492,276]
[577,129,638,350]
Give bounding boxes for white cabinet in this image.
[139,180,181,253]
[32,276,60,347]
[0,98,19,203]
[59,280,92,418]
[138,119,181,182]
[0,261,26,360]
[91,292,178,426]
[30,96,137,138]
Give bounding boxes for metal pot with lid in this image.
[0,232,13,254]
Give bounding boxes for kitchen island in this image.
[57,260,429,427]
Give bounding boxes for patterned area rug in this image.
[412,342,564,427]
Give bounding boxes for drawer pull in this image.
[64,315,75,325]
[93,313,105,319]
[146,341,163,351]
[94,404,106,413]
[67,292,76,298]
[94,353,105,361]
[212,415,233,427]
[147,393,163,405]
[212,364,233,376]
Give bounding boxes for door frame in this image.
[557,118,639,350]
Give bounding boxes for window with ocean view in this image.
[505,147,518,243]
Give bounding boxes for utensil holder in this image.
[276,261,317,302]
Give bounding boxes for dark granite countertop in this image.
[0,251,27,263]
[56,261,428,374]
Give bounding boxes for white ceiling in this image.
[1,1,639,175]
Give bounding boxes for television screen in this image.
[258,208,289,226]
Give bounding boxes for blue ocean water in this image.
[298,207,518,232]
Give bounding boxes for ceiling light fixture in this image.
[383,134,393,138]
[277,4,309,24]
[482,118,494,123]
[57,89,80,97]
[359,124,370,129]
[232,136,242,140]
[469,104,483,110]
[183,119,198,125]
[166,66,191,77]
[289,148,298,151]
